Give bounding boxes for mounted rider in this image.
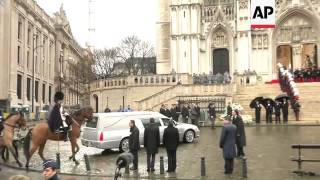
[48,91,70,141]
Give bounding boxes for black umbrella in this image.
[260,97,276,108]
[249,96,264,108]
[275,93,289,102]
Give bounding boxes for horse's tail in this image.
[23,129,32,160]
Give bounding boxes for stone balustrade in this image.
[90,73,193,91]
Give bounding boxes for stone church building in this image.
[156,0,320,81]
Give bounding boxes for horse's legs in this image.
[0,147,5,161]
[38,141,47,161]
[70,139,79,165]
[25,143,38,168]
[7,144,22,167]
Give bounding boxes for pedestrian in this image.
[144,118,160,172]
[254,101,261,124]
[219,116,237,174]
[42,159,59,180]
[274,101,281,124]
[266,100,273,123]
[170,104,179,121]
[48,91,68,141]
[124,105,133,112]
[159,104,166,116]
[163,120,179,173]
[282,99,289,123]
[293,100,301,121]
[208,102,216,129]
[190,103,199,126]
[232,110,246,157]
[118,105,124,112]
[227,102,232,117]
[181,103,189,123]
[104,106,111,113]
[129,120,140,171]
[164,104,172,118]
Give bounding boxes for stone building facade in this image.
[156,0,320,81]
[0,0,89,113]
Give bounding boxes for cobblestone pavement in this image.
[2,126,320,180]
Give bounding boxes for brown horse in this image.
[0,112,27,167]
[24,106,93,168]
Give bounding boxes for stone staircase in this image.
[135,84,236,111]
[233,82,320,121]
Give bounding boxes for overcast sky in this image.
[36,0,157,49]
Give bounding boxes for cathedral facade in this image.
[156,0,320,81]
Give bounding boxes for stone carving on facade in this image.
[252,34,268,49]
[212,29,228,47]
[239,0,248,9]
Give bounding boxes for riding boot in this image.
[63,127,69,142]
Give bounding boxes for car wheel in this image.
[184,130,195,143]
[119,138,129,152]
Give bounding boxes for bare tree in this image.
[93,48,120,78]
[118,35,142,75]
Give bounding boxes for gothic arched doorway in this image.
[213,48,229,74]
[93,94,98,113]
[301,43,317,68]
[276,45,293,69]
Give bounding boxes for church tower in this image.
[156,0,171,74]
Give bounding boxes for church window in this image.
[184,52,186,57]
[184,11,186,17]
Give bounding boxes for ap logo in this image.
[251,0,275,28]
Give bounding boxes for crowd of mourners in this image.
[293,67,320,82]
[192,71,231,84]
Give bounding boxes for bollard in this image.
[160,156,164,174]
[201,157,206,177]
[56,153,60,169]
[84,154,91,171]
[125,165,129,174]
[242,157,248,178]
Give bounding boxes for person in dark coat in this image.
[266,101,273,123]
[42,159,60,180]
[190,103,199,126]
[254,101,262,124]
[293,100,301,121]
[48,91,68,141]
[227,102,233,117]
[220,116,237,174]
[208,102,216,129]
[129,120,140,171]
[274,101,282,124]
[282,99,289,123]
[159,104,166,116]
[170,104,179,121]
[104,106,111,113]
[181,104,189,123]
[232,110,246,157]
[144,118,160,172]
[163,121,179,172]
[164,105,172,118]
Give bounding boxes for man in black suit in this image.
[208,103,216,129]
[144,118,160,172]
[181,104,189,123]
[170,104,179,121]
[232,110,246,157]
[159,104,166,116]
[227,102,233,117]
[163,121,179,172]
[220,116,237,174]
[254,101,261,124]
[274,101,282,124]
[282,99,289,123]
[129,120,140,171]
[266,101,273,123]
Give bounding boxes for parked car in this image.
[81,111,200,152]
